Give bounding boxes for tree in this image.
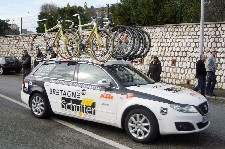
[205,0,225,22]
[0,19,9,36]
[36,3,90,33]
[110,0,201,26]
[40,3,58,14]
[36,3,59,33]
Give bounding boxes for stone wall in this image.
[135,22,225,89]
[0,22,225,89]
[0,34,34,61]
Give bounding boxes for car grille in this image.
[197,102,209,115]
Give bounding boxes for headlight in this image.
[170,104,198,113]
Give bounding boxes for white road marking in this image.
[0,94,29,109]
[0,93,131,149]
[54,119,131,149]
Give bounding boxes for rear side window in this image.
[49,63,76,80]
[0,57,5,64]
[33,63,56,77]
[77,63,111,84]
[5,57,14,63]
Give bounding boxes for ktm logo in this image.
[100,93,114,100]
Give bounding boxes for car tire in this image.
[0,67,4,75]
[30,93,51,119]
[125,108,159,143]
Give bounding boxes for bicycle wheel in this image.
[90,30,115,63]
[139,29,151,59]
[54,29,80,59]
[111,25,135,60]
[127,27,142,60]
[132,27,147,59]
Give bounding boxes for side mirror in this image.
[97,79,110,88]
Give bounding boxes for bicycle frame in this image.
[73,14,102,47]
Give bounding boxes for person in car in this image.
[21,50,31,79]
[147,55,162,82]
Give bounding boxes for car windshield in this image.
[105,64,155,87]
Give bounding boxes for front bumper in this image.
[158,110,210,135]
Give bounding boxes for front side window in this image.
[105,64,154,87]
[77,63,112,84]
[49,63,76,80]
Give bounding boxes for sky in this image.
[0,0,119,32]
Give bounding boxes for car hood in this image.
[126,82,207,105]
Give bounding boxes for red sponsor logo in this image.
[100,93,114,100]
[126,93,134,99]
[190,92,197,96]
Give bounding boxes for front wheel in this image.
[0,67,4,75]
[90,30,115,63]
[125,108,159,143]
[30,93,51,119]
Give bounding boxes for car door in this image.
[44,62,78,114]
[75,63,118,124]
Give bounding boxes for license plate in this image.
[202,114,210,123]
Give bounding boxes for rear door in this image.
[44,62,77,114]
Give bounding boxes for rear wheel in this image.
[125,108,159,143]
[90,30,114,63]
[30,93,51,119]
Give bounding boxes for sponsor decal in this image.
[190,92,197,96]
[160,107,168,115]
[152,85,162,88]
[50,79,100,90]
[102,103,109,106]
[164,86,181,93]
[81,89,86,95]
[50,88,81,99]
[126,93,134,99]
[62,97,95,118]
[100,93,114,100]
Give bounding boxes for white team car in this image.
[21,59,210,143]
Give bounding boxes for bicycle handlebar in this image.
[38,18,48,22]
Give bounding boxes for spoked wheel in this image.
[55,29,80,59]
[125,108,159,143]
[138,29,151,59]
[90,30,115,63]
[0,67,4,75]
[30,93,51,118]
[111,26,135,60]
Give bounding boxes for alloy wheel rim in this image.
[0,68,3,74]
[31,96,44,116]
[128,114,151,140]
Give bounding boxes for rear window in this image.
[49,62,76,80]
[33,63,56,77]
[0,57,5,64]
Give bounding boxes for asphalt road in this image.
[0,73,225,149]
